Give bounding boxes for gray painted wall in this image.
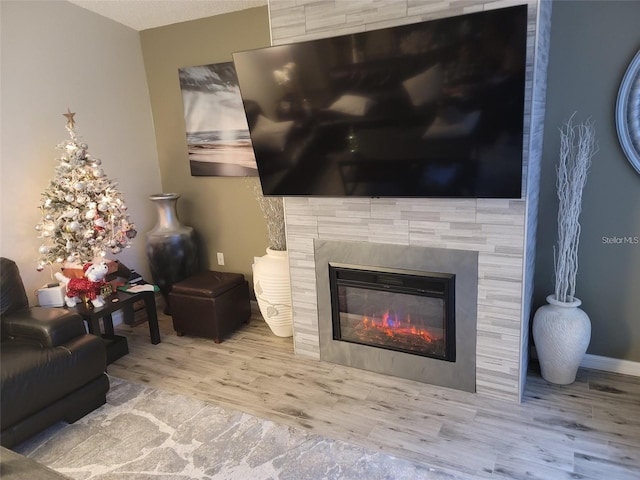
[535,0,640,361]
[1,0,161,301]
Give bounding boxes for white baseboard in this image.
[580,354,640,377]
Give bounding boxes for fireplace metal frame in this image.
[315,239,478,393]
[328,263,456,361]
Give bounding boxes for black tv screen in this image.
[233,5,527,198]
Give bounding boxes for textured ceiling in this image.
[67,0,268,31]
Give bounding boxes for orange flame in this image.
[359,310,438,343]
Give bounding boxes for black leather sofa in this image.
[0,258,110,448]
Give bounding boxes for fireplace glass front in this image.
[329,263,455,361]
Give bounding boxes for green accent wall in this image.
[535,0,640,361]
[139,7,272,290]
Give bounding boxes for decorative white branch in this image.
[553,114,598,303]
[247,178,286,251]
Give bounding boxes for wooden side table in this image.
[69,290,160,364]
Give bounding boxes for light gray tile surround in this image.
[270,0,550,402]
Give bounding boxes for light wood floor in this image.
[108,308,640,480]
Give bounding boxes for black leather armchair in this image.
[0,258,110,448]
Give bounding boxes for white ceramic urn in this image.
[532,295,591,385]
[252,248,293,337]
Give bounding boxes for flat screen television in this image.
[233,5,528,198]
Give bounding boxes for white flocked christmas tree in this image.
[35,110,137,271]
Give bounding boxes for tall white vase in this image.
[532,295,591,385]
[252,248,293,337]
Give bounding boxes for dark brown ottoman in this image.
[169,271,251,343]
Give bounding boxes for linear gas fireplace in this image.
[329,264,455,362]
[315,239,478,393]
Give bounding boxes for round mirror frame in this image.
[616,49,640,175]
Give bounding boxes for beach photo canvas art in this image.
[178,61,257,176]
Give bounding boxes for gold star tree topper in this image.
[63,108,76,130]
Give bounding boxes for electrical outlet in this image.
[217,252,225,265]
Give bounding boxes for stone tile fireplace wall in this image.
[269,0,551,402]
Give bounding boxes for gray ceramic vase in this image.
[146,193,198,314]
